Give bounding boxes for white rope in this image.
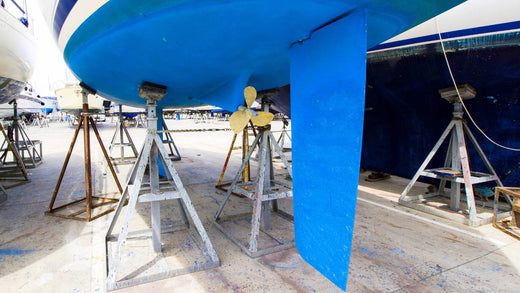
[435,18,520,152]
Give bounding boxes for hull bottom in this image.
[0,77,25,104]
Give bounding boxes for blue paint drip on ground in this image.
[0,248,35,256]
[202,195,221,205]
[390,247,406,256]
[360,247,378,258]
[0,248,35,263]
[490,265,503,272]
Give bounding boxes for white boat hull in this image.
[55,86,105,115]
[0,89,45,118]
[370,0,520,52]
[0,98,43,118]
[0,6,36,104]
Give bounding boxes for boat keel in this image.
[290,9,367,290]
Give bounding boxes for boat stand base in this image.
[214,207,294,258]
[399,193,511,227]
[214,117,294,258]
[106,222,220,291]
[45,194,120,222]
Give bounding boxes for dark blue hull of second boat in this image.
[362,32,520,187]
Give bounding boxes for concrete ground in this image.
[0,118,519,292]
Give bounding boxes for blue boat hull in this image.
[55,0,462,110]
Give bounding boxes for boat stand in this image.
[105,82,219,290]
[214,102,294,257]
[134,114,146,128]
[46,86,123,222]
[215,123,257,193]
[276,117,291,153]
[400,85,512,226]
[31,115,49,127]
[0,100,42,168]
[160,119,181,161]
[108,105,139,164]
[0,122,29,185]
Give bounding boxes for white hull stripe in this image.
[369,20,520,52]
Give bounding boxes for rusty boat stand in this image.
[0,121,29,183]
[0,122,29,203]
[0,99,42,169]
[105,82,219,291]
[214,99,294,258]
[46,84,123,222]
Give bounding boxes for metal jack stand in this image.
[160,119,181,161]
[276,117,291,152]
[31,115,49,127]
[0,122,29,185]
[214,100,293,258]
[135,114,146,128]
[46,84,123,222]
[109,105,139,164]
[400,84,511,226]
[0,100,42,168]
[105,82,219,290]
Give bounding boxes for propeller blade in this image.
[251,111,274,126]
[229,110,251,134]
[244,86,257,108]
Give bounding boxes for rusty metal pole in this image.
[0,122,28,180]
[48,117,84,211]
[82,90,93,220]
[242,127,250,183]
[217,133,237,186]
